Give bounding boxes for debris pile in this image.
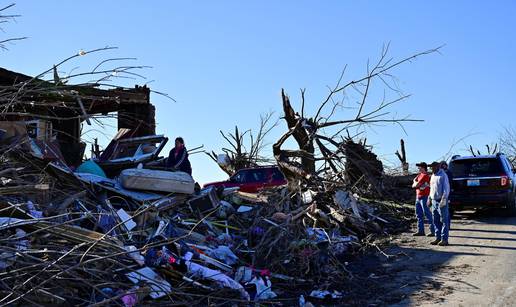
[343,138,384,197]
[0,67,412,306]
[383,173,417,203]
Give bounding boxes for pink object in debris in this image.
[121,293,137,307]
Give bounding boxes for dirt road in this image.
[346,209,516,306]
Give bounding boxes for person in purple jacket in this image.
[166,137,192,175]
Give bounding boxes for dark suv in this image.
[448,153,516,214]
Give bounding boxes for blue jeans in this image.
[432,200,450,241]
[415,196,435,234]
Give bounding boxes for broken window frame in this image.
[96,135,168,164]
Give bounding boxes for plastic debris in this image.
[309,289,344,299]
[247,275,277,301]
[126,267,172,299]
[117,208,137,231]
[184,252,250,300]
[207,245,238,266]
[76,159,107,178]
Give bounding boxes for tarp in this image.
[76,160,107,178]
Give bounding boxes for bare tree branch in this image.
[273,45,440,194]
[0,4,26,50]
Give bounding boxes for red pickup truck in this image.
[203,166,287,193]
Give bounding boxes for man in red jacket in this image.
[412,162,435,236]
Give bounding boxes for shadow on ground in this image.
[339,208,513,306]
[342,246,483,306]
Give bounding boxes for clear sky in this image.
[2,1,515,184]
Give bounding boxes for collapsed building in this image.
[0,67,159,167]
[0,67,412,306]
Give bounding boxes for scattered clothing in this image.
[121,293,137,307]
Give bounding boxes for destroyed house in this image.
[0,67,158,167]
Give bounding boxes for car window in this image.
[501,157,514,173]
[249,169,268,182]
[231,170,261,183]
[271,168,286,181]
[450,158,504,177]
[232,168,281,183]
[501,157,509,173]
[231,170,247,183]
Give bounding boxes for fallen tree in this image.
[273,45,441,195]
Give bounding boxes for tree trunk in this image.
[281,89,315,174]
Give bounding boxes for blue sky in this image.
[2,1,515,184]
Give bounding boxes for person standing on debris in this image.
[412,162,435,237]
[428,161,450,246]
[166,137,192,175]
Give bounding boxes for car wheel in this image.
[449,208,455,219]
[507,196,516,216]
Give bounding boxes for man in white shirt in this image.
[428,161,451,246]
